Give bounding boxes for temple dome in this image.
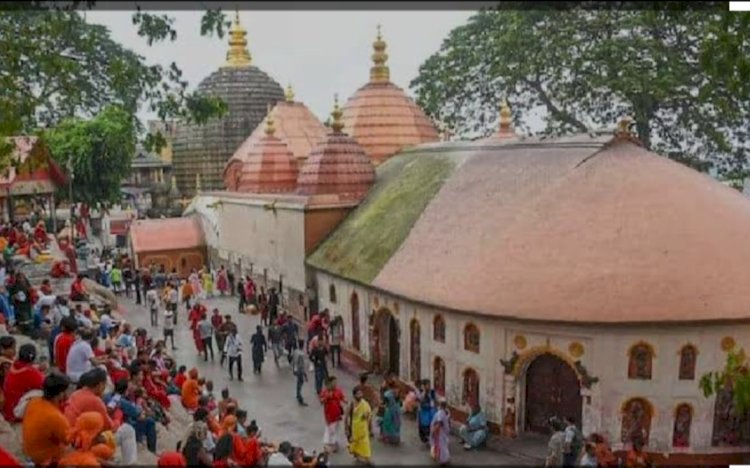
[224,85,327,190]
[172,12,284,196]
[233,107,299,193]
[297,97,375,201]
[342,26,439,166]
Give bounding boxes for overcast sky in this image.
[84,9,477,126]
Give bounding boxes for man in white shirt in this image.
[66,329,103,384]
[168,286,179,324]
[224,329,243,381]
[163,308,176,350]
[267,442,294,466]
[198,314,214,362]
[146,287,159,327]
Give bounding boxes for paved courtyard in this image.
[119,293,540,465]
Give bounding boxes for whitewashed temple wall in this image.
[315,271,750,455]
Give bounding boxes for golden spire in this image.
[370,24,390,83]
[499,98,512,132]
[195,172,202,192]
[225,9,252,67]
[264,103,276,136]
[285,83,295,102]
[330,94,344,134]
[616,116,634,136]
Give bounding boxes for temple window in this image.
[433,356,446,396]
[627,342,654,380]
[351,293,360,351]
[678,344,697,380]
[673,403,692,448]
[410,319,421,382]
[433,315,446,343]
[621,397,653,445]
[462,368,480,407]
[464,323,480,353]
[329,284,337,303]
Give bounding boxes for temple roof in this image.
[296,97,375,201]
[0,136,67,189]
[234,107,299,193]
[342,26,439,166]
[308,131,750,324]
[224,90,327,190]
[130,217,205,254]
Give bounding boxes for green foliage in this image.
[44,106,136,205]
[701,347,750,413]
[411,8,749,177]
[0,5,230,164]
[308,152,457,283]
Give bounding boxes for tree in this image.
[44,106,136,205]
[410,6,749,177]
[0,4,231,162]
[701,347,750,413]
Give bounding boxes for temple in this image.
[131,23,750,462]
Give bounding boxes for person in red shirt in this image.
[3,344,45,422]
[320,375,346,453]
[54,316,78,373]
[70,274,87,302]
[173,365,187,390]
[241,422,267,466]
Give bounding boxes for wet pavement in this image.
[119,293,536,466]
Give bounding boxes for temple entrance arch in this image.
[523,353,582,434]
[370,307,400,376]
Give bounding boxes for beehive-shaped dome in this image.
[172,12,284,196]
[342,26,439,166]
[234,107,299,193]
[224,85,327,190]
[297,97,375,200]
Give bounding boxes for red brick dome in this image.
[297,98,375,201]
[342,27,439,166]
[235,109,299,193]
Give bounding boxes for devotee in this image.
[158,451,188,467]
[69,273,87,301]
[580,442,598,467]
[57,411,116,467]
[33,220,48,246]
[106,378,157,454]
[53,316,78,372]
[268,286,279,323]
[310,335,329,395]
[146,284,160,327]
[625,436,649,468]
[9,271,33,335]
[291,339,308,406]
[22,373,71,466]
[217,266,229,296]
[174,365,188,390]
[227,269,235,296]
[347,385,373,465]
[111,263,122,295]
[380,389,401,445]
[268,320,283,365]
[589,433,617,466]
[224,328,243,381]
[134,269,142,305]
[2,343,45,422]
[66,328,105,384]
[182,279,194,311]
[218,387,239,419]
[217,314,237,366]
[181,420,213,467]
[0,335,17,401]
[211,308,225,351]
[329,315,344,368]
[198,313,215,362]
[458,403,489,450]
[563,415,583,466]
[163,305,176,350]
[358,372,381,415]
[237,277,246,313]
[201,268,214,299]
[417,379,437,444]
[182,367,201,411]
[244,275,256,307]
[430,399,451,466]
[64,368,114,427]
[167,281,179,322]
[282,313,299,363]
[320,375,346,454]
[546,417,566,467]
[250,325,267,374]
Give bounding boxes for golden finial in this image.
[285,83,295,102]
[225,9,252,67]
[264,103,276,136]
[195,172,202,192]
[370,24,390,83]
[499,98,512,131]
[616,116,634,136]
[330,94,344,134]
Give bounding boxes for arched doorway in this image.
[351,293,360,351]
[524,353,582,433]
[371,308,400,376]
